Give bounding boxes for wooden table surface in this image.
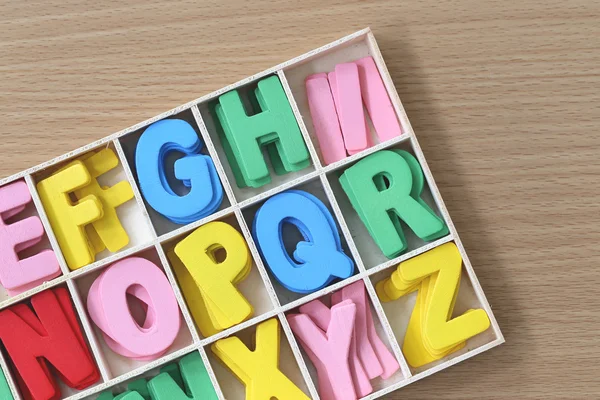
[1,0,599,398]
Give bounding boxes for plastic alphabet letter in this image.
[115,392,145,400]
[304,57,401,163]
[376,243,490,367]
[0,288,99,400]
[168,251,221,338]
[0,363,13,399]
[329,63,368,153]
[339,150,447,258]
[37,162,103,270]
[70,149,134,252]
[305,74,346,164]
[253,190,354,294]
[0,181,60,294]
[396,243,490,350]
[211,318,309,400]
[86,257,181,360]
[146,352,218,400]
[135,119,223,224]
[126,378,151,400]
[299,299,372,398]
[354,57,402,141]
[214,76,310,188]
[333,280,400,379]
[170,221,253,336]
[288,301,358,400]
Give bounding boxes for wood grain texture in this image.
[1,0,599,398]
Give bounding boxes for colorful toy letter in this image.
[376,243,490,367]
[87,257,181,360]
[0,181,60,294]
[214,76,310,188]
[37,162,103,270]
[332,281,399,379]
[288,301,358,400]
[37,148,135,270]
[305,74,346,164]
[253,190,354,294]
[305,56,402,164]
[211,318,309,400]
[147,352,218,400]
[70,149,134,252]
[135,119,223,225]
[288,280,400,400]
[169,221,253,337]
[340,150,448,258]
[0,365,13,399]
[0,288,100,400]
[329,63,368,154]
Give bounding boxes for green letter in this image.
[214,76,310,188]
[115,392,145,400]
[340,150,447,258]
[147,352,217,400]
[0,369,13,400]
[126,378,150,399]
